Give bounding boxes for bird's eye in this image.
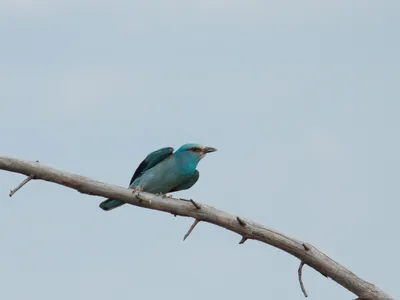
[191,148,201,152]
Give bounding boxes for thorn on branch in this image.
[239,237,247,244]
[9,175,35,197]
[236,217,246,226]
[183,219,200,241]
[190,199,201,209]
[303,243,310,251]
[298,261,308,298]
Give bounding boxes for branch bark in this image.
[0,156,393,300]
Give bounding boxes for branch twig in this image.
[0,156,394,300]
[190,199,201,209]
[9,175,35,197]
[183,219,200,241]
[298,261,308,297]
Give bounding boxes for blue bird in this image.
[99,143,217,211]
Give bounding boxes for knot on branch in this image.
[236,217,246,226]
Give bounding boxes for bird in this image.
[99,143,217,211]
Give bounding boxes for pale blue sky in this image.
[0,1,399,299]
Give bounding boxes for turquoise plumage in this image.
[99,143,217,211]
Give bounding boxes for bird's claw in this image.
[132,187,144,194]
[162,194,173,199]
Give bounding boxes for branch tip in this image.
[236,216,246,226]
[298,261,308,298]
[9,175,35,197]
[239,237,247,244]
[190,199,201,209]
[183,219,200,241]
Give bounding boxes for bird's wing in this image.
[129,147,174,186]
[169,170,200,192]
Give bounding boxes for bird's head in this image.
[175,143,217,164]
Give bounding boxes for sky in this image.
[0,1,399,299]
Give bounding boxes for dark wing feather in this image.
[168,170,200,193]
[129,147,174,186]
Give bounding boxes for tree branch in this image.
[0,156,393,300]
[298,261,308,297]
[9,174,35,197]
[183,219,200,241]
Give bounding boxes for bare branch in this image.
[9,175,35,197]
[0,156,394,300]
[298,261,308,297]
[183,219,200,241]
[190,199,201,209]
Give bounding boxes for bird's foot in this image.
[162,194,173,199]
[132,187,144,194]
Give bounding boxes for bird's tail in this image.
[99,199,125,211]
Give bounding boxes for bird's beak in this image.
[203,147,217,154]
